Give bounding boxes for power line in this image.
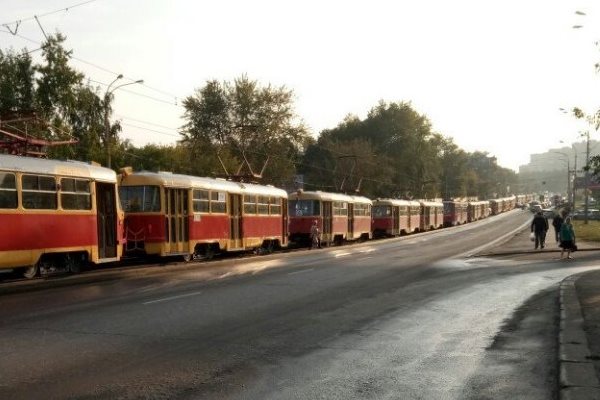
[117,115,179,131]
[87,78,181,106]
[71,56,181,101]
[0,0,99,28]
[120,122,181,139]
[2,31,183,107]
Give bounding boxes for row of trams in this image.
[0,155,533,279]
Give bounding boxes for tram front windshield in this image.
[119,185,161,212]
[289,200,320,217]
[372,205,391,217]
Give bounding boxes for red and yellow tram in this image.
[0,155,123,278]
[490,197,515,215]
[288,190,372,245]
[419,201,444,231]
[372,199,421,237]
[442,200,468,227]
[467,200,489,222]
[119,171,288,259]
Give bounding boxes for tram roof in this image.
[121,171,288,197]
[372,198,421,207]
[0,154,116,182]
[419,200,444,207]
[468,200,490,205]
[289,190,372,204]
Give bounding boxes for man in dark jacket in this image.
[531,211,549,250]
[552,211,565,243]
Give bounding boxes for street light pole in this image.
[103,75,143,169]
[584,130,591,224]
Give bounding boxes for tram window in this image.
[22,175,57,210]
[0,172,17,209]
[60,178,91,210]
[333,201,347,216]
[210,191,226,213]
[257,195,269,214]
[354,203,370,216]
[193,189,210,213]
[120,185,161,212]
[289,200,320,216]
[269,197,281,215]
[244,195,257,214]
[372,205,390,217]
[353,204,362,216]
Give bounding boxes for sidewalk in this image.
[477,227,600,260]
[480,225,600,399]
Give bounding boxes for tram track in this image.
[0,209,528,294]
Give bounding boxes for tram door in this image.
[229,194,243,249]
[392,206,400,236]
[281,198,288,246]
[347,203,354,240]
[322,201,332,244]
[96,182,118,259]
[165,188,189,254]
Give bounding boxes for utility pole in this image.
[103,75,144,169]
[584,131,590,224]
[573,153,576,207]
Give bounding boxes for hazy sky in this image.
[2,0,600,171]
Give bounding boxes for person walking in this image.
[560,217,577,259]
[552,210,565,243]
[531,211,549,250]
[310,219,321,249]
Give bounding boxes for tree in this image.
[0,48,35,114]
[303,101,443,198]
[181,75,311,183]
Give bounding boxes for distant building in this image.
[518,140,600,194]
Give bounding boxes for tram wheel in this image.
[182,254,192,262]
[193,245,215,261]
[263,240,274,254]
[22,264,39,279]
[64,254,81,274]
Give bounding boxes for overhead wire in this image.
[2,31,182,107]
[0,0,100,28]
[120,122,180,139]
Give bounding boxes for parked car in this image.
[572,209,600,220]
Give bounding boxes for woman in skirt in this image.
[559,217,577,259]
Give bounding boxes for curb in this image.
[478,247,600,258]
[559,274,600,400]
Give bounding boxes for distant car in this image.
[530,204,543,213]
[542,208,555,219]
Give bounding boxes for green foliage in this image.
[35,33,84,118]
[181,75,311,184]
[0,48,35,113]
[302,101,517,199]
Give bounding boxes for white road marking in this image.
[334,252,351,258]
[142,290,203,305]
[287,268,314,275]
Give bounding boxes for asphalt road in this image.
[0,210,595,399]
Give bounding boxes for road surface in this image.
[0,210,592,399]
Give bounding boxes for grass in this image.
[572,220,600,242]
